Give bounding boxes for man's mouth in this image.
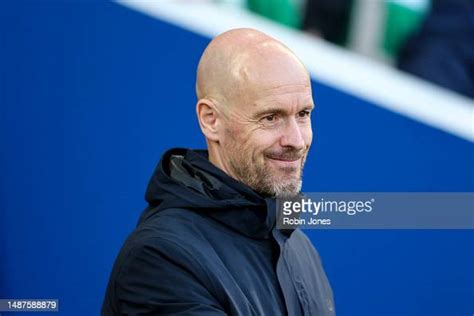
[266,156,302,170]
[268,156,300,162]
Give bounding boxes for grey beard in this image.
[229,154,304,198]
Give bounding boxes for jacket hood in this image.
[139,148,278,239]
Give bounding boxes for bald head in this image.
[196,28,310,110]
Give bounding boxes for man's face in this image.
[219,72,314,198]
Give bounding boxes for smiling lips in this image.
[266,156,302,170]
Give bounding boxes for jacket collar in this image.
[142,148,281,239]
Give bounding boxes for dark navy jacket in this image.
[102,148,335,315]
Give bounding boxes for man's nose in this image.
[280,118,305,150]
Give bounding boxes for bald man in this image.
[102,28,335,316]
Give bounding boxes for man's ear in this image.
[196,98,221,143]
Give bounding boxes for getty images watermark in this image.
[276,193,474,229]
[280,197,375,226]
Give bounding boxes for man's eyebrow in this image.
[253,107,287,118]
[253,104,314,118]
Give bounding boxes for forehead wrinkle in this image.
[252,94,314,115]
[259,84,312,95]
[252,86,313,105]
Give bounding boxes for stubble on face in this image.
[224,128,309,198]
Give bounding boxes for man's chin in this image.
[264,174,302,197]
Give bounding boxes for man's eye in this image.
[260,114,279,126]
[264,114,276,122]
[298,110,310,118]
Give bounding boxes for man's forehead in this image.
[253,89,314,107]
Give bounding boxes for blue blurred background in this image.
[0,2,472,316]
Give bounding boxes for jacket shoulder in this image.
[119,208,213,273]
[102,208,224,314]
